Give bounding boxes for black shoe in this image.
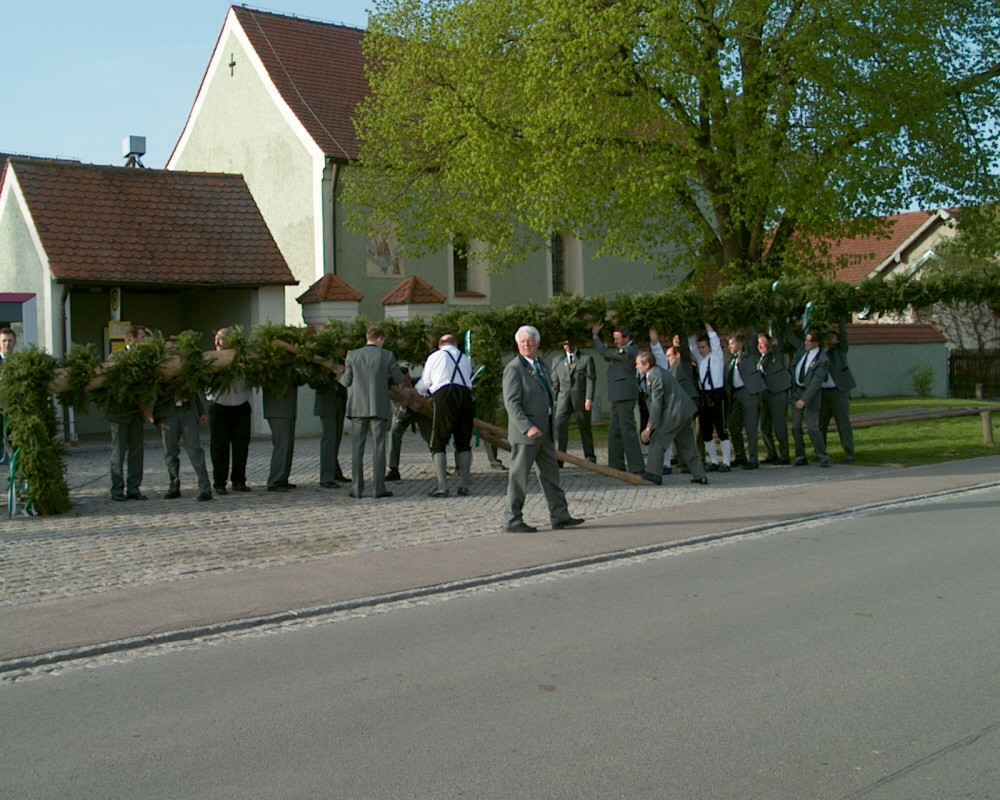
[267,484,291,492]
[231,484,251,492]
[505,522,538,533]
[284,482,297,490]
[552,517,585,529]
[348,491,361,498]
[720,464,731,472]
[793,458,808,466]
[820,460,831,469]
[844,456,855,464]
[586,456,597,463]
[197,491,213,501]
[708,463,720,472]
[111,494,128,502]
[334,473,348,483]
[125,492,147,501]
[215,486,228,495]
[457,487,471,496]
[320,481,341,489]
[163,490,181,500]
[428,488,450,497]
[776,458,791,466]
[691,477,709,485]
[385,468,401,481]
[743,462,759,470]
[732,457,748,467]
[663,467,672,475]
[642,471,662,485]
[375,491,394,498]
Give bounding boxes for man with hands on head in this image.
[590,322,644,475]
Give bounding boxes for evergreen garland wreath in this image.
[0,348,70,516]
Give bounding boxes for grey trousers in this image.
[759,389,790,461]
[160,406,211,495]
[728,388,760,464]
[109,414,144,497]
[267,417,296,487]
[791,391,828,463]
[351,417,388,496]
[646,419,706,480]
[607,399,645,473]
[820,388,855,459]
[504,437,571,527]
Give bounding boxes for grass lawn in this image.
[561,397,1000,468]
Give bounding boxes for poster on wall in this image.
[366,229,405,278]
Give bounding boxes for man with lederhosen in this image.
[415,333,475,497]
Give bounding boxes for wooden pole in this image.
[43,339,643,486]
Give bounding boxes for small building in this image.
[0,156,296,434]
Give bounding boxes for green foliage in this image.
[0,348,70,515]
[348,0,1000,280]
[243,323,312,398]
[169,330,215,402]
[90,339,166,415]
[61,342,101,414]
[906,363,936,397]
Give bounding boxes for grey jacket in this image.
[503,355,556,445]
[339,344,404,420]
[591,336,640,402]
[646,365,698,432]
[550,350,596,414]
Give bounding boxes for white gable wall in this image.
[0,172,57,354]
[168,14,325,328]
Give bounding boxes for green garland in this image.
[0,348,70,516]
[5,268,1000,516]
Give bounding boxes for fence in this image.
[948,349,1000,399]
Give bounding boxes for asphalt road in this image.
[2,486,999,799]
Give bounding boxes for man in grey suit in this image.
[153,369,213,502]
[787,327,831,468]
[264,377,301,492]
[819,319,857,464]
[503,325,584,533]
[756,329,792,465]
[725,330,768,469]
[635,352,707,485]
[107,325,147,501]
[314,376,348,488]
[590,323,644,474]
[551,338,597,464]
[339,325,405,499]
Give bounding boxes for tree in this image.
[346,0,1000,283]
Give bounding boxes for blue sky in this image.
[0,2,372,169]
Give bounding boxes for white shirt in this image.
[207,377,251,406]
[415,345,473,396]
[693,330,725,391]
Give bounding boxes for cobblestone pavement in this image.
[1,429,875,606]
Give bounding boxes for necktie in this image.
[568,353,575,366]
[535,360,551,394]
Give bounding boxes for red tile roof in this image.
[232,6,368,162]
[826,212,943,284]
[846,323,947,345]
[381,276,445,305]
[297,273,363,303]
[7,158,295,286]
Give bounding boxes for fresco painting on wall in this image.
[366,228,405,278]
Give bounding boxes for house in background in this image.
[167,6,682,328]
[828,209,959,285]
[0,157,295,435]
